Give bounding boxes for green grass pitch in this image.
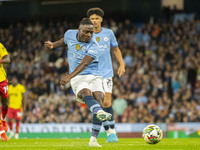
[0,138,200,150]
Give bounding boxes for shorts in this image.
[7,107,22,120]
[70,75,104,103]
[0,79,9,98]
[103,78,113,93]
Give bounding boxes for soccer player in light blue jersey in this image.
[87,8,125,143]
[45,18,111,147]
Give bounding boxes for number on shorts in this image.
[3,86,8,94]
[106,79,112,89]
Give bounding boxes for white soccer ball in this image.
[142,124,163,144]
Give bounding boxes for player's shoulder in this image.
[8,84,13,88]
[65,29,78,35]
[102,27,114,34]
[64,29,78,41]
[0,42,6,50]
[0,42,3,47]
[18,83,25,88]
[17,84,26,92]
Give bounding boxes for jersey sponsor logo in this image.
[88,50,98,54]
[75,44,80,50]
[99,44,108,49]
[82,46,86,52]
[96,37,100,42]
[104,37,108,41]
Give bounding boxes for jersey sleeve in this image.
[0,43,8,57]
[85,40,99,59]
[110,30,118,48]
[64,30,70,45]
[21,85,26,93]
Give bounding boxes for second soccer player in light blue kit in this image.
[87,8,125,143]
[45,18,111,147]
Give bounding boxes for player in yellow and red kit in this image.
[0,42,10,141]
[7,77,26,139]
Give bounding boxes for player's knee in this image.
[103,100,111,108]
[2,103,8,109]
[94,92,104,102]
[1,99,8,108]
[95,96,104,106]
[97,94,104,102]
[78,88,92,99]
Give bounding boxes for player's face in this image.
[79,24,94,43]
[12,77,18,86]
[89,14,103,28]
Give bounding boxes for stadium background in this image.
[0,0,200,139]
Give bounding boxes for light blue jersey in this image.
[64,29,101,76]
[93,27,118,79]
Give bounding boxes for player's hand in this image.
[60,74,71,86]
[117,64,125,77]
[44,41,54,49]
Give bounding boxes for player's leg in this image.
[15,108,22,139]
[87,76,112,147]
[0,99,8,141]
[87,91,104,147]
[7,107,14,139]
[89,112,102,147]
[0,79,9,132]
[8,119,14,139]
[102,78,118,143]
[78,89,110,121]
[1,97,8,119]
[71,75,110,147]
[78,89,109,147]
[0,119,8,141]
[15,120,20,139]
[71,75,111,121]
[103,92,118,142]
[1,97,8,132]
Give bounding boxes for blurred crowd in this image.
[0,17,200,123]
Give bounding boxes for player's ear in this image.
[78,24,82,30]
[100,17,103,23]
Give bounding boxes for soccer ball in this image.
[142,124,163,144]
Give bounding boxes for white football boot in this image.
[8,131,14,139]
[15,133,19,139]
[88,136,102,147]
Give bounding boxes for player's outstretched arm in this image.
[44,38,65,49]
[113,47,125,77]
[60,55,94,85]
[0,55,10,64]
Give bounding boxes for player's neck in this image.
[13,84,17,87]
[94,26,102,33]
[77,33,83,42]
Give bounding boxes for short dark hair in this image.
[87,7,104,18]
[80,18,93,26]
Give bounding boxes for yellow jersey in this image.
[0,42,8,82]
[8,84,26,109]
